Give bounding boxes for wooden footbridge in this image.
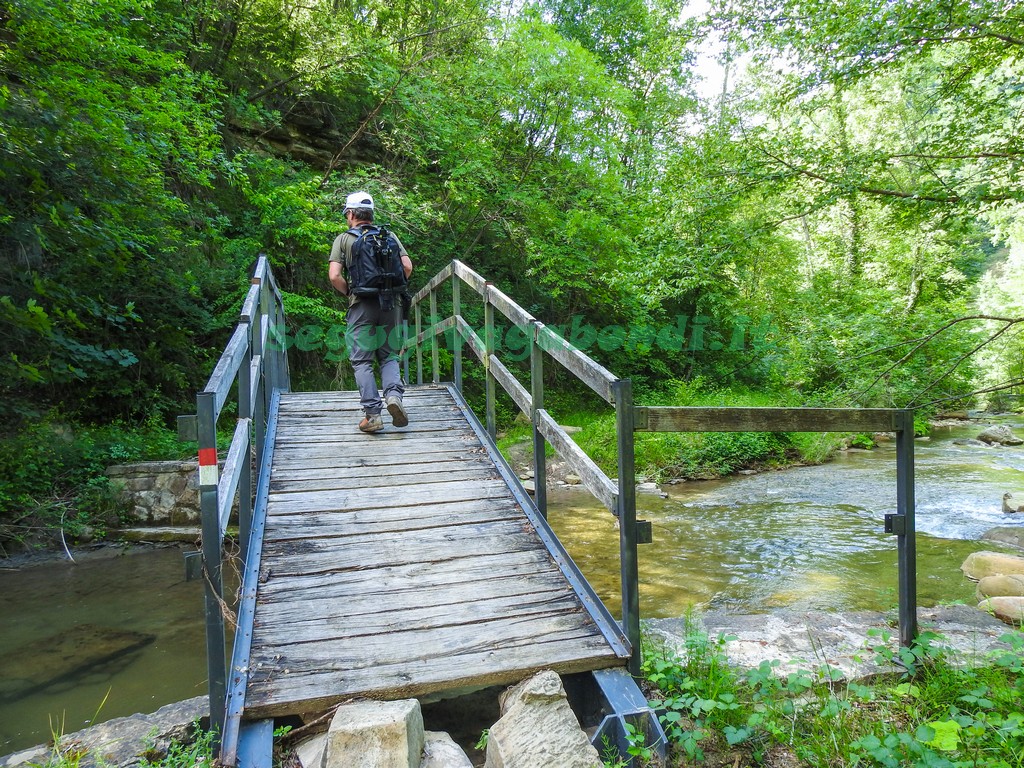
[182,256,921,766]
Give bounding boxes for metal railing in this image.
[402,260,921,660]
[401,259,645,674]
[178,255,290,741]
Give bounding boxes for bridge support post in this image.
[613,379,641,676]
[197,390,227,744]
[530,321,547,519]
[895,409,918,647]
[452,274,463,392]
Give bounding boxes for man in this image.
[328,191,414,433]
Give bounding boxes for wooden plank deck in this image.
[243,386,627,717]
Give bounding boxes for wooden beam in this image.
[487,285,535,329]
[411,262,454,306]
[536,325,617,405]
[452,260,488,297]
[489,355,532,416]
[536,409,617,513]
[634,406,901,433]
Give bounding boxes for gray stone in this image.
[295,734,327,768]
[323,699,424,768]
[976,424,1024,445]
[564,474,581,485]
[978,596,1024,626]
[977,574,1024,598]
[485,671,601,768]
[962,551,1024,581]
[0,697,206,768]
[421,731,473,768]
[646,606,1015,681]
[982,527,1024,550]
[521,480,536,494]
[953,438,991,447]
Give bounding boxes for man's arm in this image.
[401,254,413,279]
[329,260,348,295]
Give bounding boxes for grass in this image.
[634,620,1024,767]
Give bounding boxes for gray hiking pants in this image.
[346,298,405,415]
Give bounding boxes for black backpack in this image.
[346,225,408,309]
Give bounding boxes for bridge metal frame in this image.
[185,257,921,763]
[178,255,290,745]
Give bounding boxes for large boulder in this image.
[976,425,1024,446]
[976,574,1024,598]
[323,700,424,768]
[978,596,1024,626]
[484,671,601,768]
[982,527,1024,551]
[0,697,206,768]
[961,551,1024,581]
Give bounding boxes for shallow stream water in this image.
[2,417,1023,753]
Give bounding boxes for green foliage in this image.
[642,623,1024,767]
[0,414,190,549]
[140,723,215,768]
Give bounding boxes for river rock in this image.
[978,596,1024,626]
[485,671,601,768]
[0,697,206,768]
[976,425,1024,446]
[421,731,473,768]
[323,699,424,768]
[981,527,1024,551]
[952,438,990,447]
[295,734,327,768]
[564,474,581,485]
[961,551,1024,581]
[977,574,1024,599]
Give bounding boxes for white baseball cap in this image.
[344,191,374,211]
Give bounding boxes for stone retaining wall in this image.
[106,461,200,525]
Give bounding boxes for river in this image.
[1,417,1022,754]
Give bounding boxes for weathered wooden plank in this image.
[269,458,491,483]
[486,285,534,329]
[244,635,620,717]
[268,466,499,494]
[536,409,617,512]
[278,395,457,413]
[271,436,481,459]
[257,578,570,627]
[218,418,250,533]
[633,406,901,433]
[204,324,249,416]
[250,610,599,671]
[452,260,489,297]
[266,477,512,514]
[488,355,531,415]
[255,547,555,599]
[536,324,616,405]
[269,447,490,470]
[456,316,487,363]
[411,262,454,305]
[260,528,544,577]
[263,498,520,537]
[253,590,582,647]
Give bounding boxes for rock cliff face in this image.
[224,113,382,171]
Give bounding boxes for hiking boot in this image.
[358,413,384,433]
[386,395,409,428]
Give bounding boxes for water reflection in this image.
[0,547,209,754]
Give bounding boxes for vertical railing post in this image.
[530,321,547,519]
[196,390,226,742]
[896,409,918,647]
[613,378,640,676]
[414,303,423,386]
[452,274,463,392]
[252,281,267,492]
[237,321,253,569]
[484,287,496,439]
[429,290,440,385]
